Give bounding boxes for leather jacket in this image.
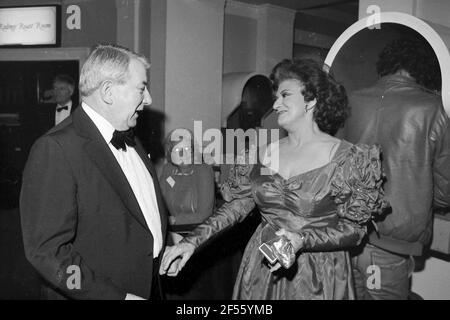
[345,74,450,256]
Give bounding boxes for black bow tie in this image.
[56,106,69,112]
[110,129,136,151]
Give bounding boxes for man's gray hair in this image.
[79,43,150,97]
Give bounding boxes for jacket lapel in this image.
[70,101,77,114]
[72,107,150,233]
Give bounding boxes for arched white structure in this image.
[325,12,450,117]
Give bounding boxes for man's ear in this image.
[99,80,114,105]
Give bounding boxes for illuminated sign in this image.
[0,5,60,46]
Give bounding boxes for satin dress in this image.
[182,140,387,300]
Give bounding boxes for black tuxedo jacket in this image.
[36,102,77,137]
[20,107,168,299]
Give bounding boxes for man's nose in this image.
[143,87,152,106]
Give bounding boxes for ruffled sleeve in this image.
[220,163,255,202]
[181,165,257,249]
[330,143,388,224]
[297,143,389,252]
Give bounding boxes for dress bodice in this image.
[251,140,386,233]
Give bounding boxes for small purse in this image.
[258,224,295,269]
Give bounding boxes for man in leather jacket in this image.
[346,37,450,300]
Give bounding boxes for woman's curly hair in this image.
[376,37,441,91]
[270,58,349,136]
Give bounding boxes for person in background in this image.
[37,74,76,138]
[159,128,215,236]
[53,74,76,126]
[159,128,215,299]
[160,59,388,300]
[346,37,450,300]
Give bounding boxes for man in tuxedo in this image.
[35,74,76,140]
[53,74,76,126]
[20,44,167,300]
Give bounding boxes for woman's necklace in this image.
[173,165,194,176]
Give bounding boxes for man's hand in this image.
[169,232,183,244]
[159,243,195,277]
[125,293,146,300]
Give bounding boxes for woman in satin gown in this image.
[160,59,388,300]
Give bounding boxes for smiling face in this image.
[272,79,311,130]
[110,59,152,130]
[53,80,74,105]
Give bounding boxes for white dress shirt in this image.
[55,100,72,126]
[82,102,163,258]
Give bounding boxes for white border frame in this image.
[0,47,90,65]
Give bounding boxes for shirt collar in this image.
[377,74,419,88]
[57,100,72,109]
[81,102,116,144]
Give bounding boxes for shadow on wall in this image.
[223,73,274,131]
[135,108,166,164]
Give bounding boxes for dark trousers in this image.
[151,257,163,300]
[352,243,415,300]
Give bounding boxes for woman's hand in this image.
[269,262,282,273]
[159,242,195,277]
[268,228,304,273]
[275,228,304,252]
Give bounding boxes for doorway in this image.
[0,60,79,178]
[0,47,88,299]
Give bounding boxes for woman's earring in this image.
[305,102,315,113]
